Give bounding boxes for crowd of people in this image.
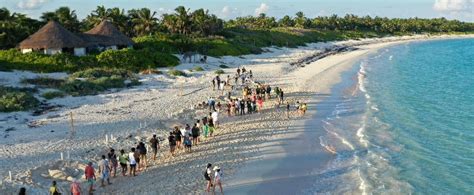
[37,66,308,195]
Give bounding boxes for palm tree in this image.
[131,8,158,36]
[174,6,192,35]
[41,7,80,32]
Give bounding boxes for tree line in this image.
[1,6,473,49]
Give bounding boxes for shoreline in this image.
[0,34,473,194]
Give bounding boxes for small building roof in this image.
[84,20,134,46]
[18,21,87,49]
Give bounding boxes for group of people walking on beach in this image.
[36,66,310,195]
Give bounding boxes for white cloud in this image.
[255,3,269,15]
[433,0,473,12]
[221,6,239,19]
[17,0,50,10]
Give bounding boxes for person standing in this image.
[49,181,60,195]
[286,101,291,119]
[215,75,221,90]
[168,132,176,156]
[279,90,284,105]
[128,148,137,176]
[70,178,82,195]
[150,134,160,161]
[84,162,96,194]
[98,155,111,187]
[107,149,118,177]
[213,166,224,194]
[236,68,241,76]
[192,123,200,145]
[118,149,128,176]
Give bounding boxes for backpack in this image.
[203,169,210,180]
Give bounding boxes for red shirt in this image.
[85,165,95,179]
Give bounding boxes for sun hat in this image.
[213,166,220,171]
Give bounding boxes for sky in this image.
[1,0,473,22]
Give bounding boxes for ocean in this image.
[315,38,474,194]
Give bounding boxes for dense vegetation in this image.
[2,6,473,53]
[0,86,39,112]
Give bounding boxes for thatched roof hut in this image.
[84,20,134,47]
[18,21,86,49]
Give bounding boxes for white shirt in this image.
[128,152,136,165]
[98,159,109,173]
[211,112,218,122]
[214,171,222,182]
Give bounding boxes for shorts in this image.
[87,178,95,185]
[101,172,109,180]
[152,147,158,153]
[130,164,136,168]
[170,145,176,150]
[120,163,127,168]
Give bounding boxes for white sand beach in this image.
[0,34,472,194]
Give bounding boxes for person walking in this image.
[150,134,160,161]
[204,163,213,193]
[84,162,96,194]
[168,132,176,156]
[98,155,111,187]
[213,166,224,194]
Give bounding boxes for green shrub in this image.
[214,69,225,75]
[219,64,229,68]
[193,66,204,71]
[168,69,187,77]
[21,77,65,88]
[0,86,39,112]
[41,91,65,99]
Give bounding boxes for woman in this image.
[107,148,118,177]
[118,149,128,176]
[213,166,224,194]
[204,163,213,193]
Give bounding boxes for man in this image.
[128,148,137,176]
[236,68,241,76]
[168,132,176,156]
[150,134,160,161]
[84,162,96,193]
[208,97,216,111]
[192,123,200,145]
[98,155,111,187]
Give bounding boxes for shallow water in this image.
[315,38,474,194]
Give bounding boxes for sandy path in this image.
[1,34,472,194]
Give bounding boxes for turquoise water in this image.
[316,38,474,194]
